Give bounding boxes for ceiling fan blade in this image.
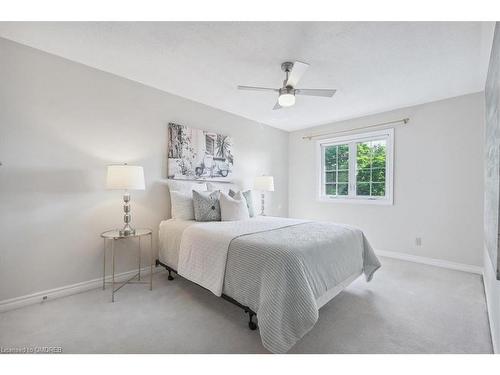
[286,61,310,87]
[273,101,282,110]
[295,88,337,97]
[237,85,278,92]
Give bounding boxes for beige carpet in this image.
[0,257,492,353]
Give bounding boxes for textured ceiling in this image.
[0,22,494,131]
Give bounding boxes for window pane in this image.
[337,170,348,183]
[357,183,370,196]
[325,172,335,183]
[371,183,385,196]
[325,184,336,195]
[356,169,370,183]
[372,141,387,168]
[356,139,387,197]
[371,168,385,183]
[356,142,372,170]
[338,144,349,169]
[337,183,348,196]
[324,146,337,169]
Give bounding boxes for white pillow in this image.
[170,191,195,220]
[220,191,250,221]
[166,179,207,193]
[229,189,256,217]
[206,181,240,194]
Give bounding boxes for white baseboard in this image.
[0,266,162,313]
[375,249,483,275]
[482,247,499,354]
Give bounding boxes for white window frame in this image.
[316,128,394,205]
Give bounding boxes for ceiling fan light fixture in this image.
[278,93,295,107]
[237,61,336,110]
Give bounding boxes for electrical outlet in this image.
[415,237,422,247]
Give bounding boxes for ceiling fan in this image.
[237,61,337,110]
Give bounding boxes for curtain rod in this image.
[302,117,410,140]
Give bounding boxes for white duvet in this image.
[177,216,307,295]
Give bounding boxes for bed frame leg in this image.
[248,312,257,330]
[155,259,175,281]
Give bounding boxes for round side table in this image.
[101,229,153,302]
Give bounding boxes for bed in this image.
[157,215,381,353]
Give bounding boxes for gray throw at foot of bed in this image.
[222,221,381,353]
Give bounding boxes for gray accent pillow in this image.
[192,190,221,222]
[229,189,255,217]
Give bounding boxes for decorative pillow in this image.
[192,190,221,222]
[220,191,250,221]
[170,191,195,220]
[229,189,255,217]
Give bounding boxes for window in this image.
[317,128,393,204]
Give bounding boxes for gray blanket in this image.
[223,221,381,353]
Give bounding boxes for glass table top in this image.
[101,229,152,239]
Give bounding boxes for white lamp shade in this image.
[254,175,275,192]
[106,165,145,190]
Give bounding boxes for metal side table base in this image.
[101,229,154,302]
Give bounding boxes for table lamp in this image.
[106,164,145,236]
[254,175,274,216]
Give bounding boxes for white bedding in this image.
[177,217,307,295]
[158,216,380,353]
[159,217,306,272]
[158,217,369,304]
[158,219,195,270]
[158,218,359,309]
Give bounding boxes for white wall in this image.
[0,37,289,302]
[289,93,484,267]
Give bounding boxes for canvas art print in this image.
[168,122,233,181]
